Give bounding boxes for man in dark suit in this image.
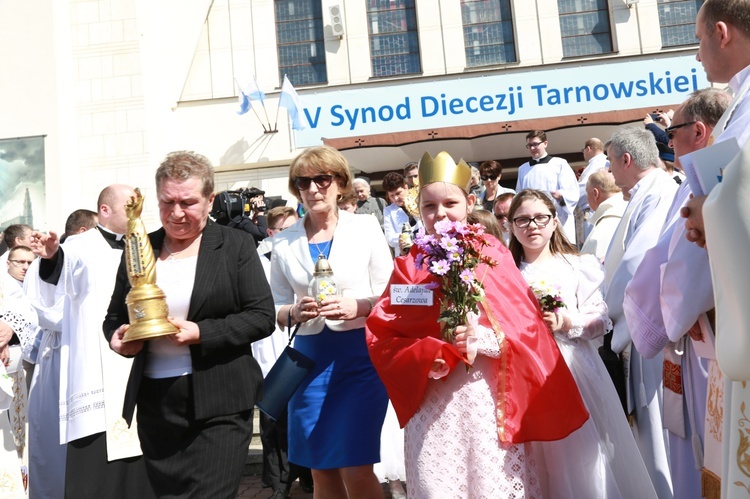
[104,151,275,498]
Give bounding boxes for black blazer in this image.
[103,221,275,424]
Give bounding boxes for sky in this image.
[0,136,46,230]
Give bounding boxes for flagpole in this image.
[252,105,269,133]
[256,77,273,131]
[273,99,281,133]
[234,78,268,132]
[273,74,289,132]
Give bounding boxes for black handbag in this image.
[256,320,315,421]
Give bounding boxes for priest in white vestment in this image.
[580,169,625,261]
[624,87,731,499]
[680,3,750,497]
[28,185,153,498]
[603,126,679,498]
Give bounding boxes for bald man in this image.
[28,184,154,498]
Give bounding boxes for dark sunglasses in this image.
[665,121,697,140]
[294,174,336,191]
[480,175,498,181]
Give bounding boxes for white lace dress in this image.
[404,318,542,499]
[520,253,657,499]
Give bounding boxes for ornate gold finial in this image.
[417,151,472,193]
[403,173,420,219]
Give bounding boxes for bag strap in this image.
[287,307,302,347]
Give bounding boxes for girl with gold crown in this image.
[366,151,589,498]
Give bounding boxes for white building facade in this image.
[1,0,707,230]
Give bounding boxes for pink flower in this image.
[459,269,475,284]
[433,219,454,235]
[440,236,459,252]
[430,259,450,276]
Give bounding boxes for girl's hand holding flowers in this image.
[453,324,477,365]
[542,310,571,334]
[529,279,567,334]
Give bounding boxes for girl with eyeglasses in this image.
[508,189,657,499]
[271,145,393,499]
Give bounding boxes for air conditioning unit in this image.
[329,5,345,38]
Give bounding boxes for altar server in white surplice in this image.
[680,3,750,497]
[25,210,98,499]
[516,130,579,242]
[602,126,679,498]
[28,185,153,498]
[624,88,731,499]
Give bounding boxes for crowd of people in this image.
[0,1,748,498]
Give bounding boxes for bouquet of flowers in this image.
[529,280,566,313]
[414,220,497,342]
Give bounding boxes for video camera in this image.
[211,187,266,226]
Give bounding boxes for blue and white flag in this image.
[279,75,306,130]
[237,78,265,115]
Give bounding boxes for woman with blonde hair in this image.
[271,145,393,498]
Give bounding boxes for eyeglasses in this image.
[9,259,34,267]
[480,175,498,181]
[665,121,697,140]
[512,214,553,228]
[293,174,336,191]
[526,142,544,149]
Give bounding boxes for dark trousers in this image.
[260,410,289,489]
[137,375,253,499]
[65,432,154,499]
[260,411,313,494]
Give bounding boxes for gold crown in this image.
[417,151,472,193]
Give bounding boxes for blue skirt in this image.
[288,326,388,469]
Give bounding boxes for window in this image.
[461,0,516,67]
[367,0,421,77]
[557,0,613,57]
[658,0,704,48]
[275,0,327,86]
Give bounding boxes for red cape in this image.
[366,236,588,443]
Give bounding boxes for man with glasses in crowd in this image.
[624,87,731,499]
[5,246,34,284]
[0,224,33,278]
[516,130,579,243]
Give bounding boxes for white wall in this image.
[0,0,698,232]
